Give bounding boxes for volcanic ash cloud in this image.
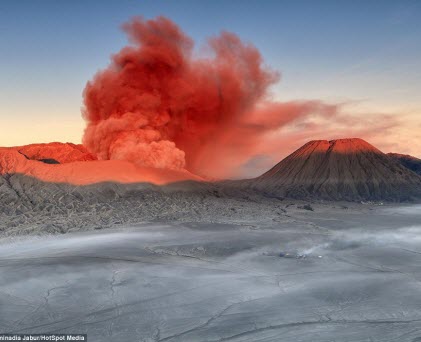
[82,16,336,177]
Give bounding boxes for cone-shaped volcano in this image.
[252,138,421,201]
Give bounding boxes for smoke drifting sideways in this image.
[83,16,337,178]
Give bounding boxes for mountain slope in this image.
[14,142,97,163]
[388,153,421,175]
[250,138,421,201]
[0,148,201,185]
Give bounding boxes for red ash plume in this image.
[83,16,336,178]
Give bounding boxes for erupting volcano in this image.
[4,5,421,342]
[82,16,336,178]
[1,16,420,201]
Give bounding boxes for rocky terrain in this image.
[0,139,421,236]
[0,172,284,237]
[1,138,420,237]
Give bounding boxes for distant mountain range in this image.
[1,138,421,202]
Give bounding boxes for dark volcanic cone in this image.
[251,138,421,201]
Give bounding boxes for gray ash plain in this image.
[1,203,421,342]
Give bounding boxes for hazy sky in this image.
[1,0,420,158]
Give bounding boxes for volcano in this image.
[0,144,201,186]
[251,138,421,201]
[1,138,421,202]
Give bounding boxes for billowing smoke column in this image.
[83,16,336,177]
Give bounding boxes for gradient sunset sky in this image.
[1,0,420,161]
